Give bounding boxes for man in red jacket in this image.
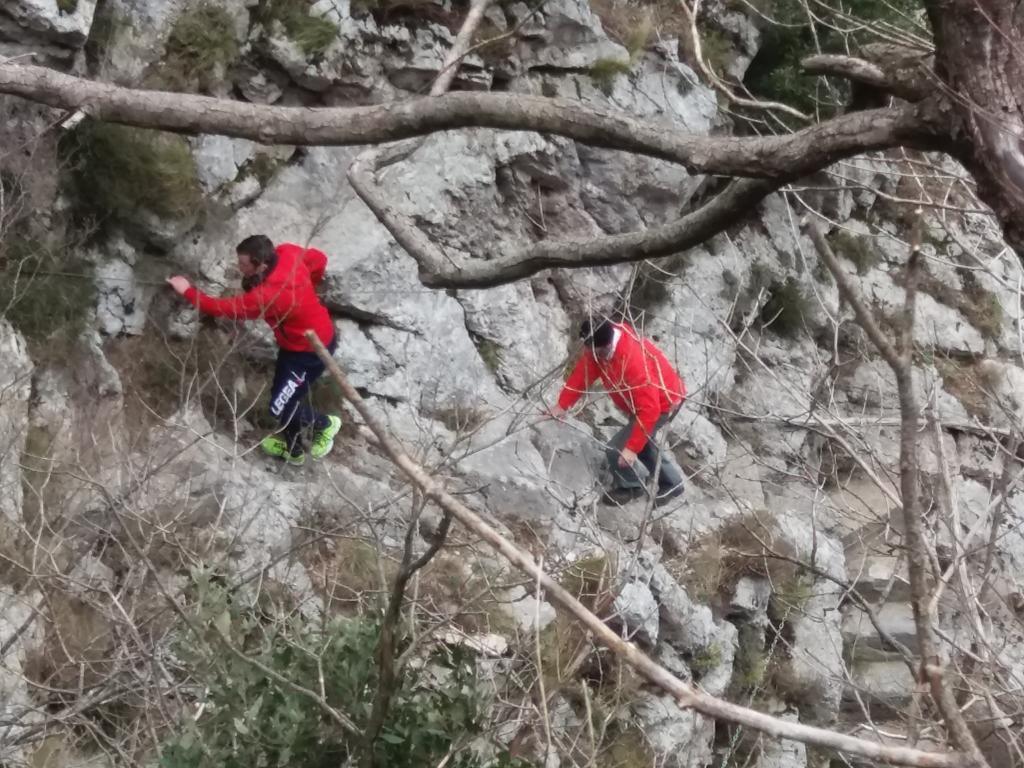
[167,235,342,466]
[549,317,686,505]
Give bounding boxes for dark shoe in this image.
[600,486,646,506]
[655,482,685,507]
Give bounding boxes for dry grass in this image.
[666,512,800,604]
[24,592,116,693]
[105,331,276,431]
[934,356,991,420]
[305,536,396,614]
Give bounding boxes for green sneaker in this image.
[311,415,343,460]
[261,435,306,466]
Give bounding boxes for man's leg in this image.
[267,351,314,458]
[643,412,685,498]
[606,420,647,491]
[307,337,345,458]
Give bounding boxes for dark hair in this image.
[237,234,278,290]
[580,317,614,349]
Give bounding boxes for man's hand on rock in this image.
[545,405,567,421]
[166,276,191,295]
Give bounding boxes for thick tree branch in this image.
[0,62,944,179]
[927,0,1024,264]
[306,331,966,768]
[802,44,935,103]
[353,168,779,287]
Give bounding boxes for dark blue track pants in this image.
[269,335,337,454]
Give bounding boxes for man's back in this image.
[597,324,685,410]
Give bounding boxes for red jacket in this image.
[184,243,334,352]
[557,323,685,454]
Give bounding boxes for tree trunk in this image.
[929,0,1024,255]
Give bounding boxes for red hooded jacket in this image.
[183,242,334,352]
[557,322,685,454]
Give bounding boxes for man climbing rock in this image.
[548,317,686,505]
[167,235,342,466]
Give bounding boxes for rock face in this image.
[0,0,97,63]
[6,0,1024,763]
[0,321,32,526]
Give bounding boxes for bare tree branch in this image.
[305,330,968,768]
[803,217,901,368]
[0,62,944,179]
[808,212,990,767]
[360,492,453,768]
[801,43,935,102]
[352,172,779,288]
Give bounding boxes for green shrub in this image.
[0,235,95,351]
[828,229,879,275]
[474,337,503,374]
[728,624,767,695]
[589,57,633,95]
[689,643,723,678]
[701,27,736,76]
[153,3,240,92]
[57,0,78,13]
[959,270,1004,342]
[741,0,924,120]
[256,0,339,57]
[61,121,202,229]
[759,277,809,337]
[161,570,527,768]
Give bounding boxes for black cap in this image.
[580,318,614,348]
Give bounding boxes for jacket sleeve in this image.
[303,247,327,285]
[623,384,661,454]
[183,284,266,320]
[557,353,598,410]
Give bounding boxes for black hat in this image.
[580,318,614,348]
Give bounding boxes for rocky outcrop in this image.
[0,321,32,527]
[6,0,1024,763]
[0,0,97,64]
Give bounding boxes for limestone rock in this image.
[0,0,97,49]
[0,321,32,526]
[729,577,772,624]
[96,258,146,336]
[633,692,714,768]
[613,580,659,646]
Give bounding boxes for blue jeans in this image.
[269,335,338,454]
[606,409,684,493]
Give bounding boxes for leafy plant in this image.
[688,643,723,677]
[589,57,633,95]
[474,336,503,374]
[0,235,95,352]
[60,121,202,230]
[759,277,810,337]
[828,229,879,275]
[153,3,240,93]
[701,27,736,76]
[161,570,525,768]
[741,0,925,120]
[256,0,339,57]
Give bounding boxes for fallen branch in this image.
[306,330,965,768]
